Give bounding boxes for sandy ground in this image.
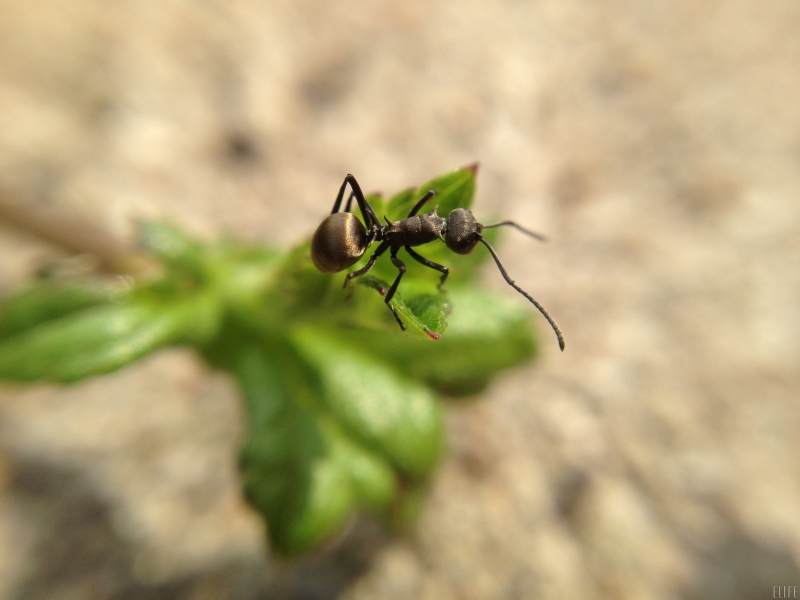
[0,1,799,599]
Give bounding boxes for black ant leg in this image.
[404,246,449,289]
[331,175,381,229]
[407,190,436,218]
[385,247,407,330]
[343,241,389,288]
[331,177,349,213]
[343,190,356,213]
[479,238,565,351]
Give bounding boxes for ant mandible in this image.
[311,174,565,351]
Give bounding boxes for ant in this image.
[311,174,565,351]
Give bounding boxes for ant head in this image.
[445,208,483,254]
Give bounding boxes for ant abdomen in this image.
[311,212,367,273]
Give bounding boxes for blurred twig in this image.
[0,187,143,274]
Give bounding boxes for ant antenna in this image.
[482,221,547,242]
[479,238,565,351]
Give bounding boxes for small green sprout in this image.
[0,166,538,556]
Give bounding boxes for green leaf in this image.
[0,280,123,338]
[418,164,477,216]
[341,192,387,228]
[231,341,350,555]
[337,286,537,395]
[138,221,208,279]
[227,339,396,556]
[365,192,386,223]
[0,294,221,382]
[405,293,449,337]
[387,165,476,222]
[290,327,444,477]
[354,276,447,339]
[385,187,416,222]
[326,422,396,512]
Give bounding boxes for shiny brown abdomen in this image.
[311,212,367,272]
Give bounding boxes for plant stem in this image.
[0,186,143,274]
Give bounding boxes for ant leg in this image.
[344,174,381,228]
[344,241,389,288]
[385,247,407,330]
[330,177,350,214]
[404,246,449,289]
[407,189,436,218]
[343,191,356,213]
[331,175,381,229]
[385,248,407,303]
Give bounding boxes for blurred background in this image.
[0,1,799,598]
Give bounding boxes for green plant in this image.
[0,166,537,555]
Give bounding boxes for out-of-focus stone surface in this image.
[1,1,799,598]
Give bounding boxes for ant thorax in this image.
[382,211,447,248]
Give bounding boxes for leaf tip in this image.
[465,161,480,174]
